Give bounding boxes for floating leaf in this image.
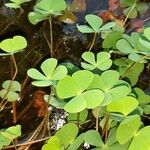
[117,115,141,144]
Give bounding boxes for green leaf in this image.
[64,95,87,113]
[27,68,47,80]
[1,125,21,141]
[42,136,61,150]
[67,109,88,123]
[57,75,80,99]
[85,14,103,32]
[2,80,21,91]
[28,11,47,25]
[129,126,150,150]
[120,0,135,7]
[0,36,27,53]
[67,133,84,150]
[116,39,133,54]
[123,6,137,19]
[107,96,139,116]
[55,123,78,148]
[117,115,141,144]
[84,130,104,147]
[136,3,148,15]
[81,52,112,71]
[41,58,57,79]
[44,95,66,109]
[5,3,20,8]
[138,38,150,51]
[31,80,52,87]
[51,65,68,80]
[133,88,150,105]
[99,70,120,91]
[102,31,122,49]
[72,70,94,92]
[35,0,66,14]
[99,22,116,31]
[83,89,104,109]
[144,27,150,41]
[128,53,147,63]
[77,25,94,33]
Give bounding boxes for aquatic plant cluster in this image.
[0,0,150,149]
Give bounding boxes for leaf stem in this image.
[123,0,137,26]
[89,32,97,51]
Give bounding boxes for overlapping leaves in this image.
[81,52,112,71]
[116,30,150,63]
[27,58,67,87]
[28,0,66,25]
[56,70,104,113]
[0,125,21,149]
[88,70,131,106]
[42,123,78,150]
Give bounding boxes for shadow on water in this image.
[0,0,149,149]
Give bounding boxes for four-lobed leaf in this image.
[27,58,68,87]
[81,52,112,71]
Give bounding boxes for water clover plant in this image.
[77,14,116,33]
[5,0,31,9]
[28,0,66,25]
[114,57,144,86]
[81,52,112,71]
[0,35,27,55]
[88,70,131,106]
[120,0,148,19]
[27,58,67,87]
[0,125,21,149]
[0,80,21,102]
[56,70,104,113]
[42,123,78,150]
